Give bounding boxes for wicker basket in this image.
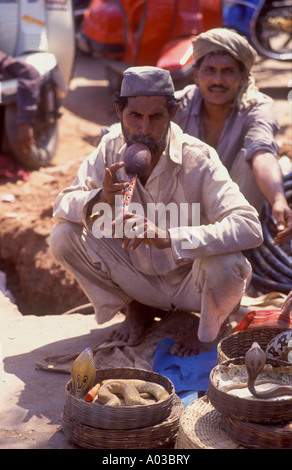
[217,327,287,363]
[221,414,292,449]
[63,368,175,431]
[175,395,243,449]
[62,394,183,449]
[207,357,292,424]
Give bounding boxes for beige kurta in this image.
[51,122,263,341]
[174,85,279,212]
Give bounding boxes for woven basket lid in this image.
[175,395,244,449]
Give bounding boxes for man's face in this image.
[194,53,246,107]
[117,96,171,156]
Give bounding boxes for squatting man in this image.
[50,66,263,357]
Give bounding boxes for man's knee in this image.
[198,252,251,315]
[204,252,251,286]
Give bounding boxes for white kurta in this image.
[51,122,263,341]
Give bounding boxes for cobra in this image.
[70,347,96,399]
[97,379,169,406]
[245,342,292,399]
[222,342,292,399]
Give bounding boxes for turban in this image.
[120,66,175,97]
[192,28,258,109]
[192,28,257,72]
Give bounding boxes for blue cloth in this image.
[153,338,218,406]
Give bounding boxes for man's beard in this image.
[121,117,170,156]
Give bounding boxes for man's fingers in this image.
[103,168,113,186]
[276,219,285,231]
[103,162,125,183]
[102,163,128,205]
[273,227,291,245]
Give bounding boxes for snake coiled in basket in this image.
[97,379,170,406]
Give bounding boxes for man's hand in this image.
[100,162,128,207]
[17,123,35,154]
[271,198,292,245]
[251,151,292,245]
[86,162,127,226]
[113,212,171,250]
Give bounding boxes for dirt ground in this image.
[0,52,291,449]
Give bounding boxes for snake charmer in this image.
[50,66,263,357]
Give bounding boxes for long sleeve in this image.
[53,147,105,225]
[52,123,263,277]
[168,143,263,262]
[53,125,123,224]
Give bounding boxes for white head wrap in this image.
[192,28,258,109]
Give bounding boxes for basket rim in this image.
[221,413,292,449]
[62,394,183,449]
[207,358,292,423]
[217,327,290,363]
[64,367,176,430]
[218,326,289,347]
[67,366,175,409]
[175,395,241,449]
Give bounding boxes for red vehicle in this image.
[77,0,222,89]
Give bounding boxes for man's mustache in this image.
[208,85,229,92]
[129,135,161,156]
[132,135,157,146]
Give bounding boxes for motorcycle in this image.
[76,0,223,91]
[222,0,292,61]
[0,0,75,169]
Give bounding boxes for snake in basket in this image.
[97,379,169,406]
[70,347,169,405]
[222,337,292,399]
[245,341,292,399]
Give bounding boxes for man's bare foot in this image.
[109,300,157,344]
[169,318,236,357]
[169,327,217,357]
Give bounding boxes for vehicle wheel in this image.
[4,80,60,170]
[256,6,292,61]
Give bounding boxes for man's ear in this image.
[170,105,179,120]
[193,67,199,86]
[114,102,122,119]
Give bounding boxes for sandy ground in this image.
[0,52,291,450]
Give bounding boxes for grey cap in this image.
[120,66,175,97]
